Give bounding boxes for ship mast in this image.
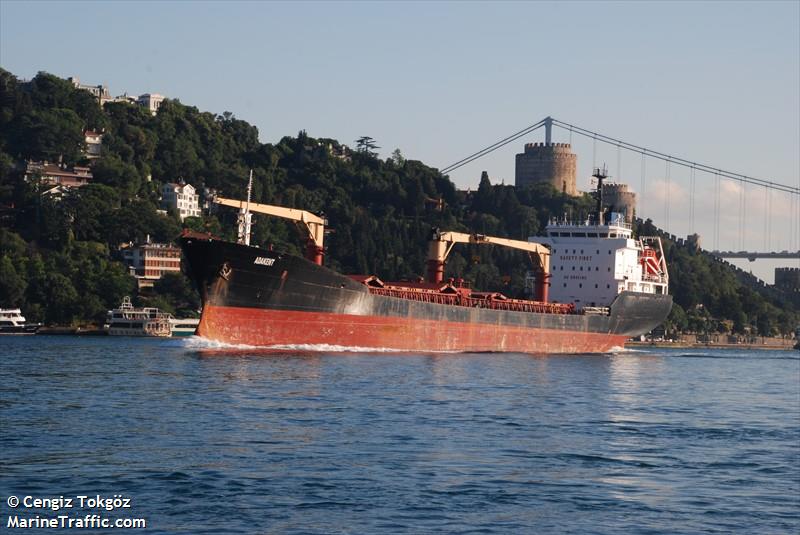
[592,165,608,225]
[237,170,253,245]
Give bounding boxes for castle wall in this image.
[602,183,637,223]
[775,267,800,292]
[515,142,577,196]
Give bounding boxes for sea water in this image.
[1,336,798,534]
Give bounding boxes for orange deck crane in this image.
[426,229,551,302]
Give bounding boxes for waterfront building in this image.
[161,182,200,220]
[121,239,182,289]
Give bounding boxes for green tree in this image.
[0,255,26,306]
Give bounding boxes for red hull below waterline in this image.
[197,305,629,354]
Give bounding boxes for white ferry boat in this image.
[0,308,41,334]
[169,317,200,337]
[105,297,172,337]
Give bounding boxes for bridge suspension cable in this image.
[549,118,799,195]
[440,119,546,175]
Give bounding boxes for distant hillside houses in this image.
[68,75,165,114]
[22,161,92,197]
[84,130,103,159]
[120,238,182,289]
[161,182,200,220]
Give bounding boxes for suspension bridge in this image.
[440,116,800,262]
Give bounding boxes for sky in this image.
[1,0,798,282]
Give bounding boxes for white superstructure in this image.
[528,211,668,310]
[0,309,41,334]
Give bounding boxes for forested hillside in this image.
[0,69,796,335]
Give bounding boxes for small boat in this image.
[105,297,172,337]
[0,308,41,334]
[169,317,200,337]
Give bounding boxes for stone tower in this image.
[601,183,637,223]
[514,142,578,196]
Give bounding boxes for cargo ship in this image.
[180,170,672,353]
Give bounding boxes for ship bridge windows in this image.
[573,233,586,237]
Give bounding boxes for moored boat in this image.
[105,297,172,337]
[169,317,200,337]
[0,309,41,334]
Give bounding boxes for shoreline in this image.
[626,340,796,351]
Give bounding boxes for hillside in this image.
[0,68,796,335]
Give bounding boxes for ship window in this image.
[573,233,586,237]
[572,249,576,254]
[587,233,597,237]
[608,267,611,272]
[596,267,599,271]
[607,284,611,289]
[580,250,584,254]
[599,233,608,238]
[572,266,575,271]
[595,284,598,288]
[579,283,582,288]
[563,283,567,288]
[561,266,563,271]
[596,250,600,254]
[580,267,583,271]
[610,233,617,238]
[608,250,612,254]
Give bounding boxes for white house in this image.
[137,93,165,115]
[161,182,200,220]
[84,130,103,159]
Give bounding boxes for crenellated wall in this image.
[602,183,637,223]
[515,142,578,196]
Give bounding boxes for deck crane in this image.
[211,173,327,265]
[426,229,552,302]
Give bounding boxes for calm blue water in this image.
[1,336,798,534]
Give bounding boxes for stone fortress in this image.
[515,142,578,196]
[600,182,637,223]
[513,138,637,223]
